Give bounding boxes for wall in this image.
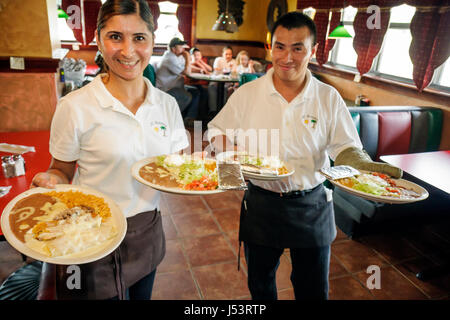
[194,0,298,59]
[0,0,59,58]
[0,73,57,132]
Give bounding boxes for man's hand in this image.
[335,147,403,179]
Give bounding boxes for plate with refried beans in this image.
[1,185,126,265]
[132,153,225,195]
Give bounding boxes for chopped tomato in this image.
[184,176,218,191]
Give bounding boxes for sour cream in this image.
[164,154,185,167]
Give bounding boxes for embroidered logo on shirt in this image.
[150,121,169,137]
[302,115,318,129]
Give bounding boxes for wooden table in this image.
[381,151,450,281]
[187,73,239,111]
[0,131,51,236]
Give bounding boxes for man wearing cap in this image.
[156,37,200,127]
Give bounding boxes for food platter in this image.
[0,184,127,265]
[327,171,429,204]
[132,155,225,195]
[215,151,295,181]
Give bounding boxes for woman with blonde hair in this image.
[234,50,255,74]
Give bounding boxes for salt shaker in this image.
[1,155,16,178]
[13,154,26,176]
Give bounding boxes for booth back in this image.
[348,107,443,160]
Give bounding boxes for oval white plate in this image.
[131,157,225,195]
[215,151,295,181]
[328,174,429,204]
[1,184,127,265]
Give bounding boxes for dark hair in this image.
[222,46,233,53]
[271,12,317,45]
[97,0,154,38]
[190,47,200,55]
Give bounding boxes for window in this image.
[330,6,357,68]
[308,4,449,90]
[154,1,183,45]
[57,0,77,42]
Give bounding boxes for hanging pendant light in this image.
[212,0,239,33]
[328,21,352,38]
[328,4,352,39]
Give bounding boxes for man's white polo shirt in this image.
[50,75,189,218]
[207,68,362,193]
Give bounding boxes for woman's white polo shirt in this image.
[50,75,189,218]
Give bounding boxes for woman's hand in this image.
[30,172,65,189]
[30,158,77,189]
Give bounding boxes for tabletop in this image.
[187,73,240,83]
[0,131,51,235]
[380,151,450,194]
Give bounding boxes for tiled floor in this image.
[2,190,449,300]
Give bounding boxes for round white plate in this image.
[215,151,295,181]
[1,184,127,265]
[131,157,225,195]
[328,175,429,204]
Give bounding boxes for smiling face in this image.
[271,25,317,85]
[96,13,153,82]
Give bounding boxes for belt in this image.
[249,182,321,198]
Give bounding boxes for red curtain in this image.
[62,0,101,45]
[83,0,102,45]
[62,0,84,44]
[352,0,391,75]
[297,0,449,91]
[146,1,161,31]
[408,0,450,91]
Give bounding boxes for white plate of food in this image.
[132,154,224,195]
[0,184,127,265]
[215,151,295,181]
[327,171,429,204]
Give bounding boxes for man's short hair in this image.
[271,12,317,45]
[168,37,187,49]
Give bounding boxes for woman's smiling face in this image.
[96,13,153,81]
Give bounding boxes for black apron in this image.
[54,209,165,300]
[239,182,336,249]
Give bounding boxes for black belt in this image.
[249,182,321,198]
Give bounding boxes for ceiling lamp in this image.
[212,0,239,33]
[58,8,69,19]
[328,21,352,38]
[328,3,352,39]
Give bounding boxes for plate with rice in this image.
[0,184,127,265]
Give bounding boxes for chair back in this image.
[143,64,156,86]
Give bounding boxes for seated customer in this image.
[234,50,255,74]
[190,47,212,75]
[156,37,199,127]
[228,50,255,97]
[208,46,236,113]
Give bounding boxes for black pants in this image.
[244,242,330,300]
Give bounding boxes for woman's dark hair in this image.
[96,0,154,74]
[97,0,154,37]
[271,12,317,45]
[190,47,200,55]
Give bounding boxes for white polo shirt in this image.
[213,57,236,73]
[155,50,186,91]
[207,68,362,193]
[50,75,189,218]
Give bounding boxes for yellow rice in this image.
[44,190,111,221]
